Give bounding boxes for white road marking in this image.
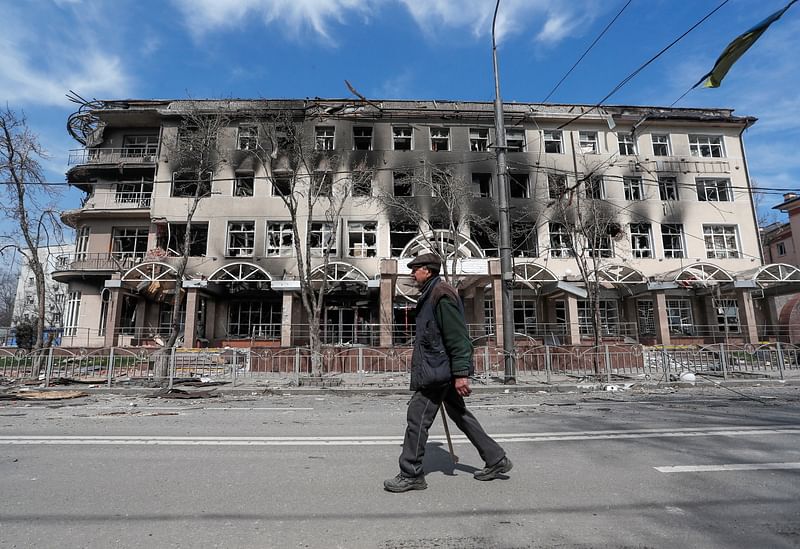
[1,425,798,446]
[655,462,800,473]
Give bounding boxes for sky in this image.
[1,0,798,228]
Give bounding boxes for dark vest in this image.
[410,276,462,390]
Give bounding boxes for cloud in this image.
[172,0,375,42]
[0,4,132,107]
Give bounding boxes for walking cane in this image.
[439,403,459,464]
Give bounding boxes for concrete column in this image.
[736,289,759,344]
[652,291,671,345]
[183,288,198,348]
[103,288,123,348]
[281,292,294,347]
[472,286,487,338]
[379,259,397,348]
[564,294,581,345]
[622,297,637,340]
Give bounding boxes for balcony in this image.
[52,253,146,278]
[84,188,153,210]
[68,147,158,166]
[629,159,730,174]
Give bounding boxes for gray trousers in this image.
[399,383,506,477]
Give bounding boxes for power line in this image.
[541,0,633,103]
[556,0,732,130]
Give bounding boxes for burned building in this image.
[55,98,800,349]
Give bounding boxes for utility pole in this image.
[492,0,516,384]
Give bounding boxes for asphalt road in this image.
[1,386,799,548]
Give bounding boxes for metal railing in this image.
[1,342,798,388]
[68,147,158,166]
[53,252,146,273]
[85,190,152,209]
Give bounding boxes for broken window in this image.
[586,176,604,199]
[393,171,413,197]
[228,301,281,339]
[630,223,652,258]
[658,176,679,200]
[352,171,372,197]
[115,180,153,207]
[430,128,450,152]
[543,130,562,153]
[548,173,567,199]
[348,222,377,257]
[312,172,332,197]
[703,224,739,259]
[714,298,740,333]
[661,224,685,258]
[470,128,489,151]
[393,126,413,150]
[353,126,372,151]
[589,233,613,258]
[618,133,636,155]
[272,174,292,197]
[577,300,620,336]
[509,173,529,198]
[511,223,538,257]
[111,227,149,259]
[666,299,694,335]
[158,223,208,257]
[237,126,258,151]
[652,134,671,156]
[623,177,644,200]
[310,222,337,257]
[472,173,492,197]
[689,135,724,158]
[549,222,573,258]
[579,131,598,154]
[514,300,538,336]
[266,222,294,257]
[122,135,158,158]
[234,172,254,197]
[226,222,255,257]
[696,178,732,202]
[315,126,335,151]
[172,171,212,198]
[637,300,655,336]
[471,224,498,257]
[390,222,417,257]
[506,129,526,152]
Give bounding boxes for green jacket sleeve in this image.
[435,296,473,377]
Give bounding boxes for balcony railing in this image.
[629,159,730,174]
[85,190,153,209]
[68,147,158,166]
[53,252,146,273]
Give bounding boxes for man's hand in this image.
[454,377,472,397]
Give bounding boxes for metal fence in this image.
[1,343,798,388]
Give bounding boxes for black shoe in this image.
[474,457,513,481]
[384,473,427,493]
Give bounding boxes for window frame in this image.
[469,128,489,152]
[315,126,335,151]
[392,126,413,151]
[352,126,373,151]
[509,172,530,198]
[347,221,378,258]
[472,172,492,198]
[689,135,725,158]
[543,130,562,154]
[630,223,653,258]
[703,224,740,259]
[661,224,685,258]
[658,176,679,201]
[506,129,526,152]
[237,125,258,151]
[265,222,294,257]
[652,134,671,156]
[696,178,733,202]
[430,128,451,152]
[233,171,255,197]
[310,222,337,257]
[586,175,604,199]
[548,222,573,258]
[548,173,568,199]
[579,131,598,154]
[226,221,256,257]
[623,176,645,200]
[618,133,637,155]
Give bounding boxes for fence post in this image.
[168,347,176,390]
[232,350,238,387]
[44,347,54,387]
[294,347,300,386]
[776,342,785,381]
[719,343,728,380]
[358,347,364,386]
[661,346,670,382]
[107,347,115,388]
[604,344,612,384]
[545,345,552,384]
[484,347,490,382]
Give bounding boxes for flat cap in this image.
[407,253,441,270]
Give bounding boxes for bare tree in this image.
[373,163,489,284]
[0,107,64,357]
[154,103,230,373]
[547,176,623,368]
[0,268,17,326]
[247,110,374,375]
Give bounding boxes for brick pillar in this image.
[103,287,123,348]
[736,289,759,344]
[183,288,198,348]
[652,291,671,345]
[565,294,581,345]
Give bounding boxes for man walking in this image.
[384,253,512,493]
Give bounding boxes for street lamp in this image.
[491,0,516,384]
